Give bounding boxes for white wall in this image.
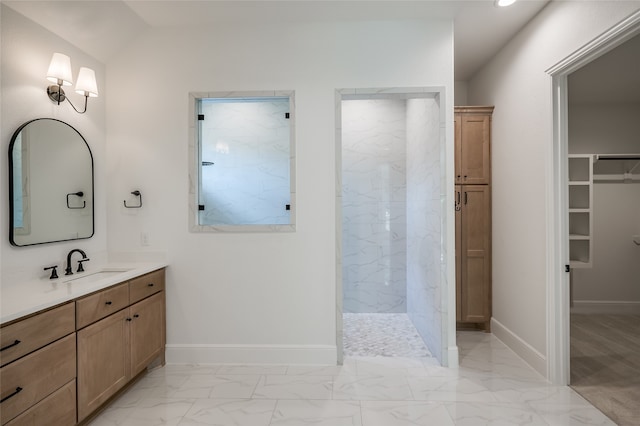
[454,80,468,106]
[569,103,640,310]
[573,184,640,305]
[569,103,640,154]
[0,5,107,286]
[106,20,454,363]
[467,1,640,376]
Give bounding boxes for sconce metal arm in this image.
[47,84,89,114]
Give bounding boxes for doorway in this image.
[334,88,456,367]
[566,33,640,426]
[548,9,640,423]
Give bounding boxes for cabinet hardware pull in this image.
[147,283,154,287]
[133,314,140,318]
[105,301,112,305]
[464,192,468,204]
[126,318,132,322]
[464,175,467,180]
[0,340,21,352]
[1,387,23,403]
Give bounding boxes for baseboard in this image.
[490,318,547,378]
[571,300,640,315]
[165,344,337,365]
[446,345,459,368]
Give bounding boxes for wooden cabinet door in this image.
[77,309,130,421]
[130,293,164,376]
[455,185,462,322]
[460,114,491,184]
[460,185,491,324]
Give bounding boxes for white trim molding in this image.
[491,318,547,378]
[166,344,337,365]
[546,9,640,386]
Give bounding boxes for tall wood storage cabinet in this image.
[455,106,493,331]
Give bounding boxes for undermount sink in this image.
[64,268,132,285]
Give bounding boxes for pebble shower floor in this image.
[342,313,432,358]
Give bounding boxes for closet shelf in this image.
[570,234,590,240]
[569,181,590,186]
[569,208,590,213]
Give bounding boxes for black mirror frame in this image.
[8,118,95,247]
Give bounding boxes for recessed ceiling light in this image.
[495,0,517,7]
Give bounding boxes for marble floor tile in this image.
[216,365,288,375]
[444,401,550,426]
[88,332,616,426]
[333,375,413,400]
[167,374,262,399]
[408,375,499,402]
[528,402,616,426]
[360,400,454,426]
[270,400,362,426]
[178,398,276,426]
[252,375,333,399]
[119,397,196,426]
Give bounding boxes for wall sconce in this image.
[46,53,98,114]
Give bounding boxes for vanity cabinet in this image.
[1,268,165,425]
[0,303,76,426]
[77,309,131,421]
[77,269,165,422]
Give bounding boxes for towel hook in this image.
[124,190,142,208]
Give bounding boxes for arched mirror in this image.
[9,118,94,246]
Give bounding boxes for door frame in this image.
[546,10,640,385]
[334,87,457,367]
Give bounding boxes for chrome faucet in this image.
[65,249,90,275]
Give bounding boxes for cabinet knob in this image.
[133,314,140,318]
[105,301,112,305]
[147,283,154,287]
[126,318,132,322]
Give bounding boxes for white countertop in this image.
[0,262,168,325]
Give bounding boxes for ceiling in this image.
[3,0,550,81]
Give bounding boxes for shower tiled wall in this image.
[342,99,407,313]
[406,97,443,362]
[199,98,291,225]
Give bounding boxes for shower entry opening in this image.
[335,88,454,366]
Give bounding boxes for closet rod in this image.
[594,154,640,161]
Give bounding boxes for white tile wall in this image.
[341,99,407,313]
[199,98,291,226]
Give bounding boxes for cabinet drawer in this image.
[76,283,129,329]
[4,379,76,426]
[0,334,76,425]
[0,303,74,367]
[129,269,164,304]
